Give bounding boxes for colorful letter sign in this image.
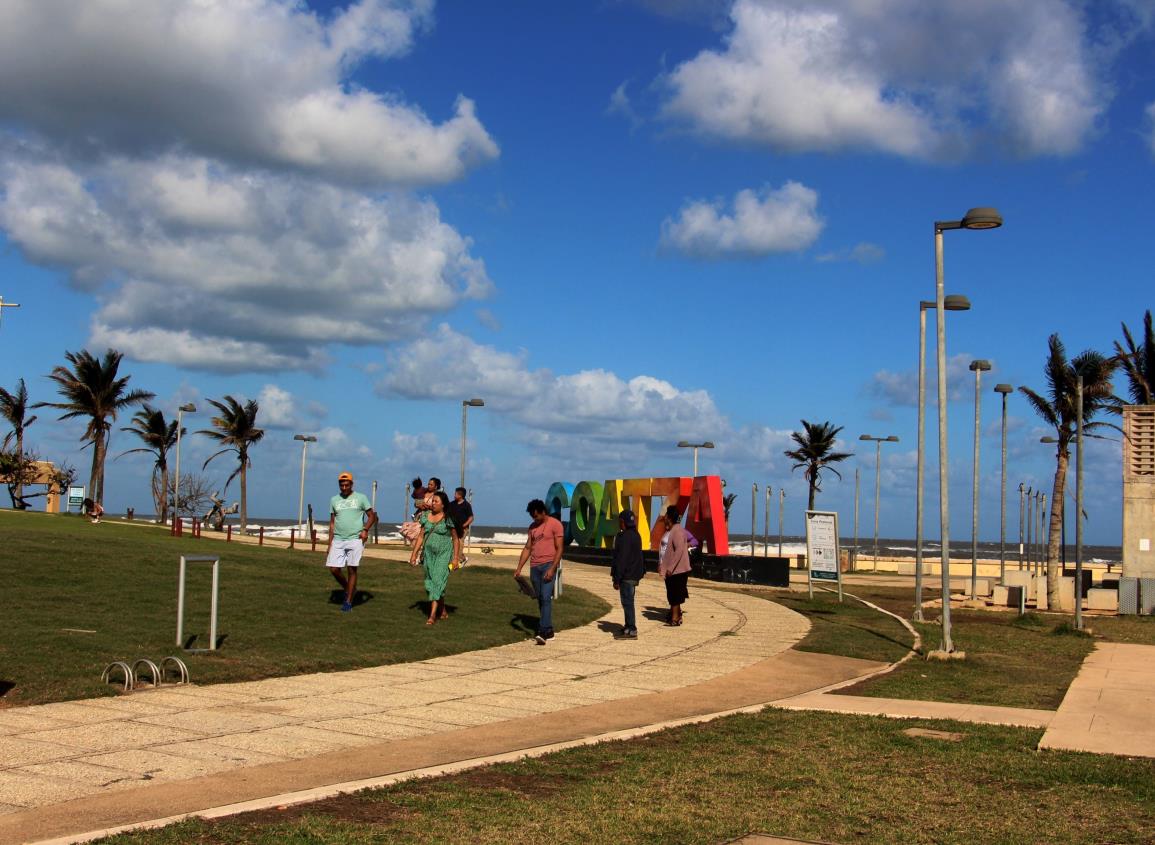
[548,475,729,556]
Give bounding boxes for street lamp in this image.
[859,434,899,569]
[968,359,992,599]
[994,384,1014,583]
[933,206,1003,654]
[1018,483,1026,570]
[174,403,196,523]
[293,434,317,528]
[460,398,485,489]
[916,294,970,619]
[677,441,714,476]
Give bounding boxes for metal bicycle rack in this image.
[132,658,162,687]
[162,656,190,684]
[177,554,221,652]
[101,661,134,691]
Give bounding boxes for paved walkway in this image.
[2,546,1152,845]
[1039,642,1155,757]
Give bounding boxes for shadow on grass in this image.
[510,613,538,635]
[0,681,14,698]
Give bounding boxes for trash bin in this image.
[839,547,857,572]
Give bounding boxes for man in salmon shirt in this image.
[514,498,565,644]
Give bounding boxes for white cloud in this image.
[816,241,886,264]
[662,0,1110,159]
[377,325,728,444]
[660,181,824,258]
[0,154,493,371]
[607,82,643,131]
[870,353,995,407]
[0,0,497,186]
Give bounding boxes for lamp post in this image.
[968,359,992,599]
[460,398,484,489]
[778,488,785,557]
[916,295,970,619]
[1075,374,1085,630]
[751,483,758,557]
[1025,487,1034,574]
[293,434,317,528]
[174,402,196,523]
[853,467,860,559]
[859,434,899,569]
[1038,492,1047,578]
[932,206,1002,653]
[677,440,714,476]
[994,384,1014,583]
[1021,484,1030,570]
[764,485,771,557]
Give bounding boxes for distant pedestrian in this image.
[446,487,474,566]
[658,504,691,626]
[610,509,644,639]
[326,472,377,612]
[514,499,565,644]
[410,477,426,515]
[82,498,104,524]
[409,490,460,624]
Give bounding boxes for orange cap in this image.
[338,472,354,482]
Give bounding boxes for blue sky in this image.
[1,0,1153,542]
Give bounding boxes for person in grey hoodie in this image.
[610,509,645,639]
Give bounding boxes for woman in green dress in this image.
[409,491,461,625]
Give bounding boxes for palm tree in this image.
[119,405,180,524]
[783,420,854,511]
[1114,310,1155,405]
[38,349,154,505]
[1019,334,1116,607]
[0,378,37,506]
[199,396,264,532]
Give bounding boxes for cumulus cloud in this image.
[0,153,492,371]
[0,0,497,186]
[377,324,728,444]
[870,353,996,406]
[816,242,885,264]
[660,181,823,258]
[662,0,1111,158]
[607,82,643,131]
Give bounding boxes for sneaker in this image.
[614,628,638,640]
[341,601,353,613]
[534,632,547,645]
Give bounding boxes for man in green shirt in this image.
[327,471,377,612]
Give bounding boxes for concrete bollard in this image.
[289,528,295,549]
[311,530,317,552]
[226,525,232,542]
[258,526,264,546]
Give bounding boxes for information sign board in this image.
[806,510,842,600]
[67,486,85,509]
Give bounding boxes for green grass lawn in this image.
[763,583,1155,710]
[98,709,1155,845]
[0,511,609,707]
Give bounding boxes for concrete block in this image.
[974,578,993,598]
[1087,588,1119,612]
[992,585,1010,606]
[1035,575,1049,610]
[897,562,914,576]
[1055,577,1075,612]
[1004,570,1034,599]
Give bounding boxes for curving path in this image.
[0,560,871,844]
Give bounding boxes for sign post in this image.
[806,510,842,602]
[67,486,85,513]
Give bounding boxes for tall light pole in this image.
[293,434,317,527]
[933,206,1002,653]
[1038,492,1047,578]
[853,467,860,557]
[751,482,758,557]
[1025,487,1034,574]
[1075,374,1085,630]
[968,359,992,599]
[778,487,785,557]
[174,403,196,522]
[677,440,714,476]
[1018,483,1026,570]
[764,485,771,557]
[859,434,899,570]
[460,398,484,489]
[916,295,970,619]
[994,384,1014,583]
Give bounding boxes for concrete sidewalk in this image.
[2,550,1152,845]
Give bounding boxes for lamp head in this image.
[961,207,1003,230]
[677,441,691,448]
[944,294,971,311]
[969,359,992,372]
[702,441,715,449]
[464,398,485,407]
[1040,436,1058,444]
[294,434,317,442]
[885,435,899,442]
[859,434,872,441]
[994,383,1013,394]
[179,403,197,413]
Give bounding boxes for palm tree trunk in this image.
[1046,448,1070,607]
[239,460,248,535]
[156,465,169,524]
[808,483,816,511]
[90,429,106,503]
[14,431,23,503]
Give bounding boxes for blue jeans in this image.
[531,564,554,632]
[619,580,637,630]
